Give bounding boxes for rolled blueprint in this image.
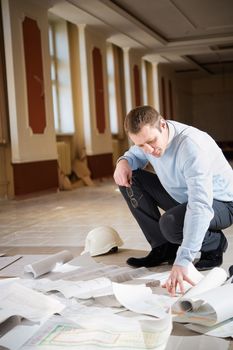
[24,250,73,278]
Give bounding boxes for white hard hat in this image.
[81,226,123,257]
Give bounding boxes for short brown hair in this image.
[124,105,161,134]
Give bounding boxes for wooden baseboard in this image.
[13,160,59,196]
[87,153,113,179]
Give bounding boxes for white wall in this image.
[176,73,233,141]
[191,75,233,141]
[2,0,57,163]
[128,49,143,108]
[175,75,193,124]
[157,63,178,119]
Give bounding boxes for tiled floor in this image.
[0,178,232,349]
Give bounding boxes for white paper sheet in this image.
[21,276,113,299]
[89,295,123,309]
[185,317,233,338]
[137,263,203,293]
[0,324,40,350]
[0,282,65,323]
[186,262,204,284]
[112,282,175,318]
[60,265,149,283]
[61,301,116,320]
[20,264,152,300]
[135,271,170,284]
[0,277,19,286]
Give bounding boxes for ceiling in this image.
[50,0,233,76]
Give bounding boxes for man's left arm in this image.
[166,139,214,295]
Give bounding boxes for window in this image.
[106,44,126,138]
[48,19,75,135]
[107,43,118,135]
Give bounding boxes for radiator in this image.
[56,141,71,175]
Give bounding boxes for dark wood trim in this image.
[0,3,9,144]
[13,160,58,196]
[92,47,106,134]
[168,80,174,119]
[87,153,113,179]
[161,76,166,117]
[133,64,141,106]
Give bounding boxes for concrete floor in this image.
[0,178,232,349]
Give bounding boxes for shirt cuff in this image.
[116,156,133,168]
[174,246,198,267]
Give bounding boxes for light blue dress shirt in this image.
[119,121,233,266]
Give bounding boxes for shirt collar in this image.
[167,121,175,147]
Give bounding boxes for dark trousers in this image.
[119,169,233,252]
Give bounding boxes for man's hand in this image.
[163,265,195,296]
[113,159,132,187]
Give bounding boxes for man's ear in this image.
[160,118,166,129]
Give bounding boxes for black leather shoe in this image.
[126,242,179,268]
[195,232,228,271]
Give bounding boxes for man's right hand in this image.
[113,159,132,187]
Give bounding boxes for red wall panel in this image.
[133,64,141,106]
[92,47,106,134]
[22,17,46,134]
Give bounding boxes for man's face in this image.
[128,119,169,158]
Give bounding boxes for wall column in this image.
[78,25,113,178]
[2,0,58,195]
[152,62,161,112]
